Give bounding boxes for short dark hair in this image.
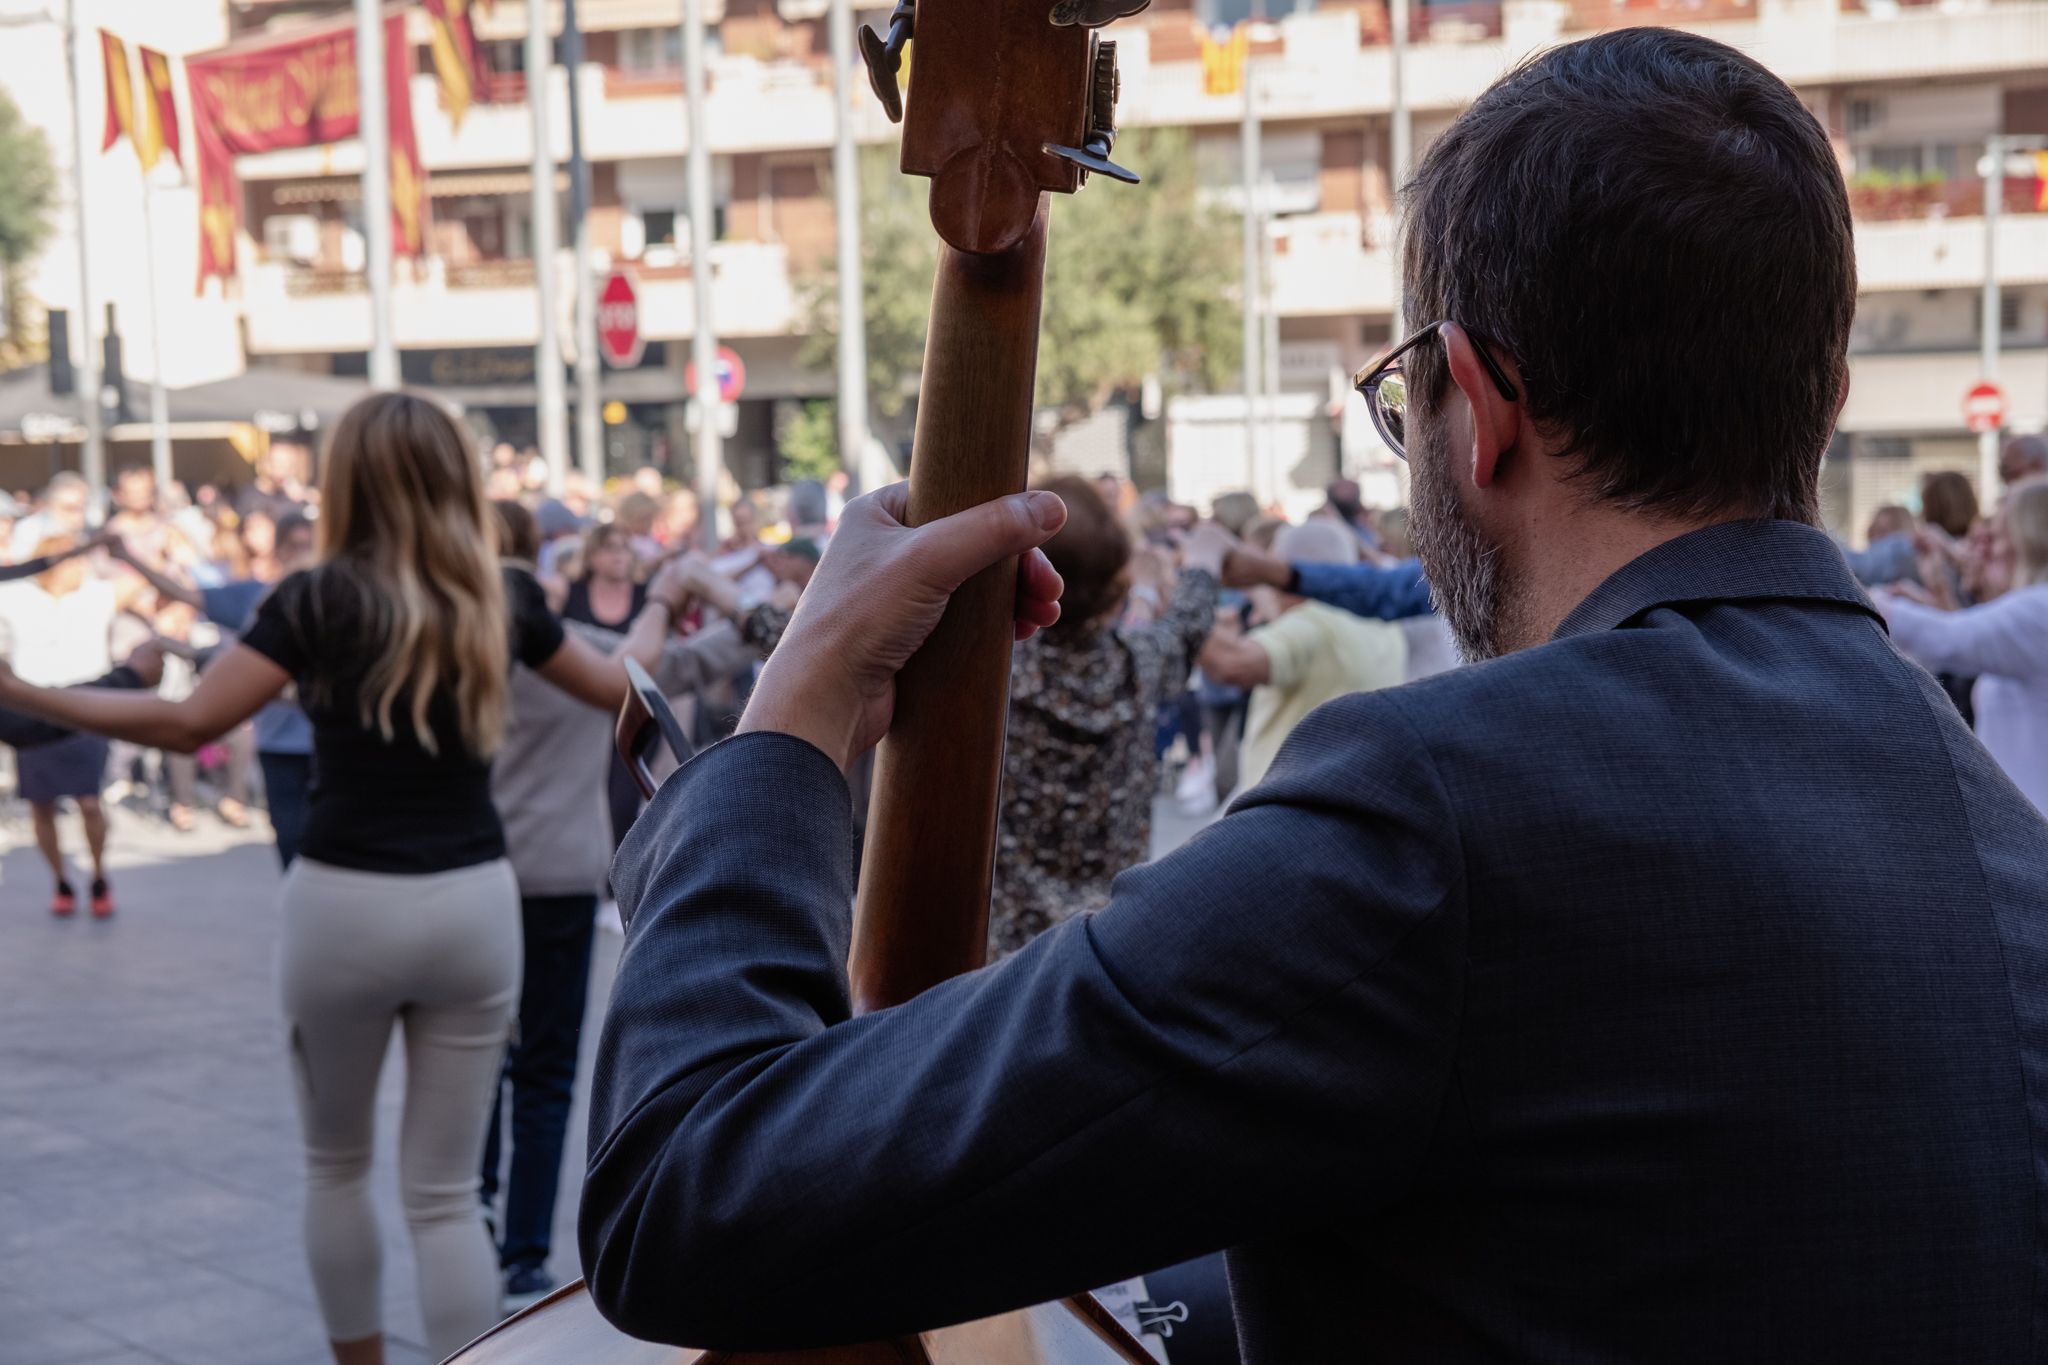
[1920,471,1978,539]
[1038,475,1131,634]
[1402,28,1854,522]
[274,511,314,546]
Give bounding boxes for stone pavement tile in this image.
[0,1056,104,1101]
[123,1187,291,1253]
[0,1288,141,1365]
[0,1244,247,1319]
[82,1281,329,1365]
[154,1230,312,1307]
[0,1114,96,1158]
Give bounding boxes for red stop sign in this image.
[1963,381,2006,435]
[598,270,644,369]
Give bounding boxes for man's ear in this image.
[1441,322,1519,491]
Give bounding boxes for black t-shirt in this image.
[240,564,567,873]
[562,578,648,630]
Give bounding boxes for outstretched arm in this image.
[0,647,163,749]
[0,645,287,754]
[1223,547,1434,621]
[109,540,204,611]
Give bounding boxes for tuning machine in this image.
[858,0,915,124]
[1046,40,1139,185]
[1048,0,1153,28]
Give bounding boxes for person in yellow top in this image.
[1198,518,1409,796]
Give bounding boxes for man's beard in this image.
[1408,416,1509,663]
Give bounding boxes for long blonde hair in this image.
[315,393,509,758]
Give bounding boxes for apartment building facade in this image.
[13,0,2048,526]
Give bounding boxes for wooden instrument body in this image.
[448,0,1159,1358]
[448,1284,1151,1364]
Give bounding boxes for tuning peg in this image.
[1048,40,1138,185]
[858,0,915,124]
[1047,133,1140,184]
[1049,0,1153,27]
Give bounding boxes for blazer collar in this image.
[1553,519,1883,642]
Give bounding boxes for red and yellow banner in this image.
[99,30,135,155]
[101,32,181,173]
[186,13,425,286]
[137,47,183,173]
[424,0,495,131]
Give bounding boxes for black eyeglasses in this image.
[1351,320,1519,461]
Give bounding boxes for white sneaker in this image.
[1174,757,1218,816]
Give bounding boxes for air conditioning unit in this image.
[264,214,321,265]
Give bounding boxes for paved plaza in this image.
[0,801,616,1365]
[0,790,1214,1365]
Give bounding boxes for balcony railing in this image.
[445,259,537,289]
[1847,176,2047,223]
[246,242,799,356]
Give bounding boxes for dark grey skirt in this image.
[16,732,108,804]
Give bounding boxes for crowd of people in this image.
[3,386,2047,1362]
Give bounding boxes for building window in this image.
[1198,0,1317,22]
[619,27,685,73]
[642,209,679,249]
[1973,293,2024,337]
[1847,97,1883,135]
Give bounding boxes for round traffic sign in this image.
[686,346,748,404]
[1963,381,2006,435]
[598,271,645,370]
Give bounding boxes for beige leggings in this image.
[279,857,521,1358]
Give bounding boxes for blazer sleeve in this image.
[579,694,1466,1351]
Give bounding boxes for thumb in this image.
[906,491,1067,591]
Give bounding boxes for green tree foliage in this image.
[776,398,843,484]
[800,128,1238,439]
[798,147,938,422]
[1036,127,1240,419]
[0,87,57,371]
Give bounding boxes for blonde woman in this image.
[0,393,687,1365]
[1881,477,2048,816]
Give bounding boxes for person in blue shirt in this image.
[112,512,319,866]
[1222,541,1435,621]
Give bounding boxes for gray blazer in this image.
[580,519,2048,1362]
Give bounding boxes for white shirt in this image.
[1881,583,2048,816]
[0,578,117,687]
